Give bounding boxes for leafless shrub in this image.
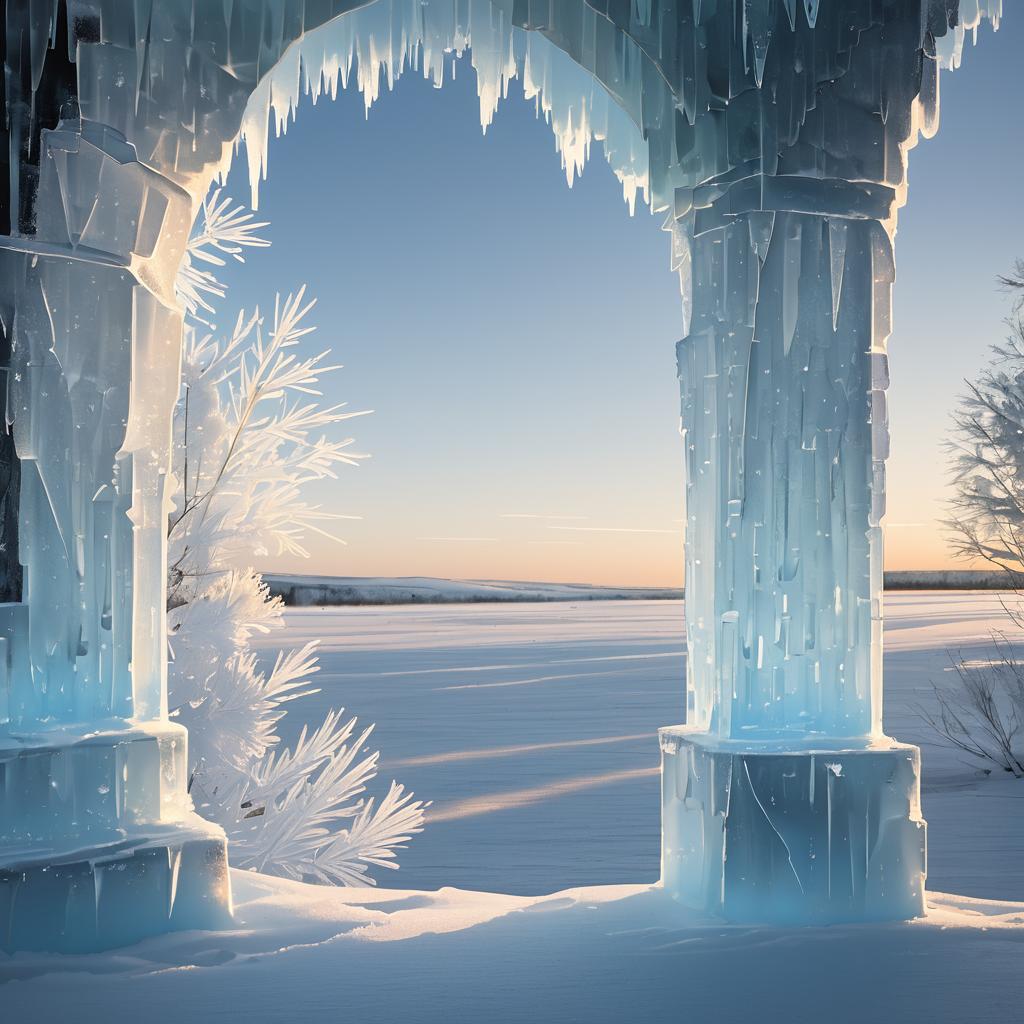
[926,635,1024,777]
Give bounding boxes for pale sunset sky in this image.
[214,16,1023,587]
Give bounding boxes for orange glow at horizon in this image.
[261,516,974,588]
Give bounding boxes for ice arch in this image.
[0,0,1001,950]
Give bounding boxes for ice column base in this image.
[0,726,232,953]
[659,728,926,924]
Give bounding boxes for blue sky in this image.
[213,15,1022,586]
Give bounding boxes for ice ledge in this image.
[0,817,231,953]
[0,722,193,846]
[0,722,232,953]
[660,728,926,924]
[658,725,914,755]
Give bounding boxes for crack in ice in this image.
[742,760,805,896]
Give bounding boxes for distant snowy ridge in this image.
[263,572,1014,606]
[263,576,684,606]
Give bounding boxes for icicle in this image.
[782,222,802,355]
[167,845,182,918]
[828,219,848,331]
[744,0,772,88]
[93,862,105,926]
[234,0,653,221]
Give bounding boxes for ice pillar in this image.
[658,4,949,923]
[0,12,233,952]
[661,206,926,923]
[679,209,890,744]
[0,119,233,953]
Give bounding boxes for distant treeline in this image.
[882,571,1012,591]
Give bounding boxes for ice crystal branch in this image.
[169,194,424,884]
[169,287,369,598]
[176,189,271,317]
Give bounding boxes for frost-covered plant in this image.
[169,192,425,884]
[177,190,271,319]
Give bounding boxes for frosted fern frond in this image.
[228,711,391,879]
[169,573,320,783]
[176,190,270,316]
[169,286,369,574]
[177,261,225,316]
[247,707,363,805]
[190,190,272,267]
[232,737,427,886]
[307,783,429,886]
[185,309,262,386]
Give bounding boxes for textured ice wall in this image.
[0,121,191,730]
[0,0,992,742]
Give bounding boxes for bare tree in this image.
[946,265,1024,580]
[936,266,1024,775]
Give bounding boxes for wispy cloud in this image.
[527,540,584,546]
[547,525,680,535]
[501,513,589,521]
[418,536,499,542]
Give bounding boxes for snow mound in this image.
[5,870,1023,1023]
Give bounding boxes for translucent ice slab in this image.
[660,728,927,923]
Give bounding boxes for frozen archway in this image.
[0,0,1001,951]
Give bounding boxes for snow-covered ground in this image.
[6,875,1023,1023]
[262,593,1024,899]
[6,593,1024,1022]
